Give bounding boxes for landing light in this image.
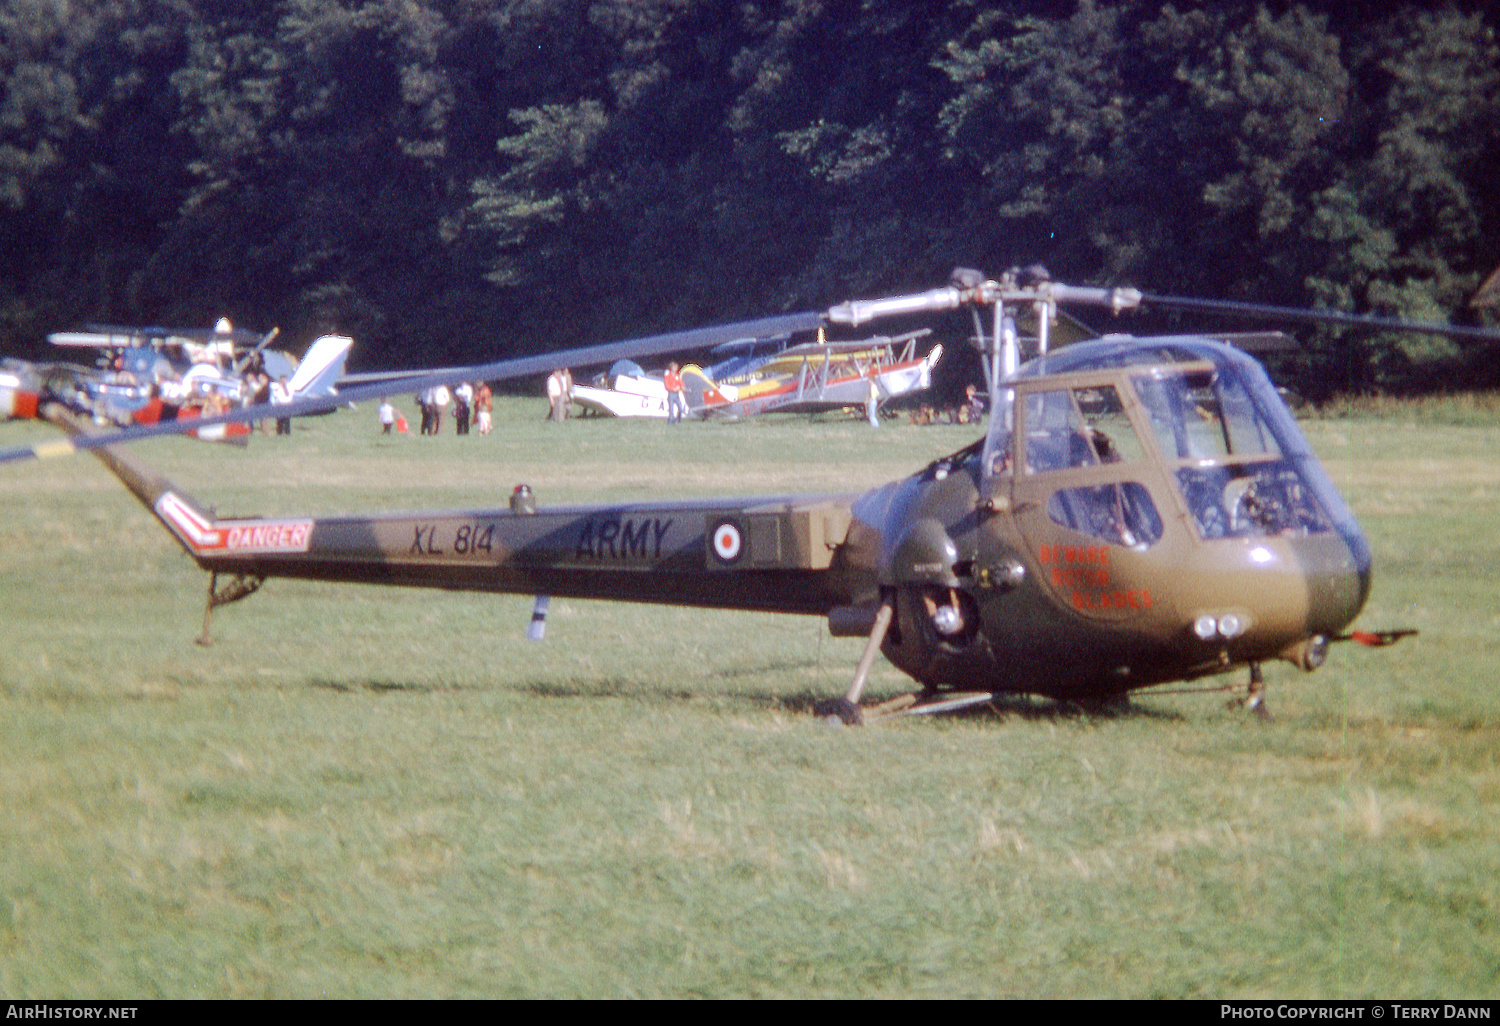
[1218,612,1246,638]
[1194,612,1249,641]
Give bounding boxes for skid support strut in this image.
[196,570,265,646]
[1244,662,1272,721]
[820,598,894,725]
[818,597,997,725]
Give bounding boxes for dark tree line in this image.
[3,0,1497,397]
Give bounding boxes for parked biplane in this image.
[570,328,942,420]
[7,267,1484,723]
[28,320,353,440]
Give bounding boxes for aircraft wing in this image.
[48,331,146,349]
[51,324,265,349]
[777,329,934,358]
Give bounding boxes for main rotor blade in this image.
[2,309,825,464]
[1139,293,1500,343]
[75,323,266,347]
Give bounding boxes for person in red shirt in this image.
[664,362,686,425]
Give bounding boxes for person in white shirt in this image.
[453,381,474,435]
[429,383,450,434]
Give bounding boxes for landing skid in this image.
[817,689,995,726]
[881,690,996,720]
[824,594,997,724]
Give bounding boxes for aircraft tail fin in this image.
[39,403,219,565]
[288,335,353,399]
[680,364,728,409]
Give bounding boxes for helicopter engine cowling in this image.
[875,517,990,684]
[886,517,960,588]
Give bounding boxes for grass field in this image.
[2,396,1498,998]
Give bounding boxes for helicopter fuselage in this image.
[847,335,1372,698]
[38,330,1374,707]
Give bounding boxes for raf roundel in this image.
[711,519,743,564]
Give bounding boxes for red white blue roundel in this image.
[710,518,743,564]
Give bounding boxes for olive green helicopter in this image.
[8,266,1481,724]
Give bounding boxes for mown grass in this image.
[2,397,1498,998]
[1312,390,1500,427]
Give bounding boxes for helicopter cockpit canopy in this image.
[982,337,1363,547]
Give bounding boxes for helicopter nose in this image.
[1188,529,1372,660]
[1294,525,1373,637]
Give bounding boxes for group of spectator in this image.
[379,381,494,436]
[376,364,587,436]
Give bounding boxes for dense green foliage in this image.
[2,1,1497,394]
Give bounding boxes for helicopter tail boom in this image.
[39,401,867,620]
